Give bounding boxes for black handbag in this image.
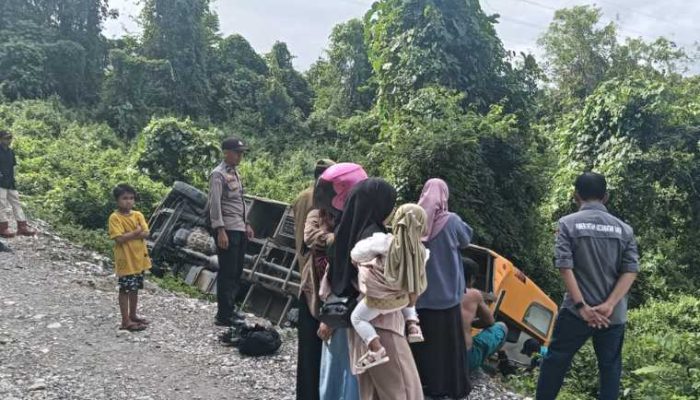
[319,294,358,329]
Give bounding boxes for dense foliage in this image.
[0,1,698,398]
[509,295,700,399]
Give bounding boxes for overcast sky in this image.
[104,0,699,73]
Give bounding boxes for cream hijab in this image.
[384,203,429,295]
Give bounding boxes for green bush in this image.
[134,117,220,189]
[509,296,700,399]
[1,100,167,232]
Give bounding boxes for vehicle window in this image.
[523,303,553,338]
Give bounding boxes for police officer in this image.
[537,172,639,400]
[207,137,255,326]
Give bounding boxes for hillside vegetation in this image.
[1,1,698,398]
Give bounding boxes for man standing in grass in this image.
[537,172,639,400]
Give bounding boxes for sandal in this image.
[131,317,150,325]
[119,322,146,332]
[355,346,390,373]
[407,322,424,343]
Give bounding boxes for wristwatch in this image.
[574,301,585,310]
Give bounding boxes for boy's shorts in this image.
[467,323,507,371]
[118,273,144,292]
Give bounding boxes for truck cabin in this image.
[462,245,557,365]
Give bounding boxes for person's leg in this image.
[0,188,14,237]
[118,289,131,328]
[215,231,237,323]
[296,295,322,400]
[128,291,139,321]
[118,275,145,330]
[129,274,149,324]
[410,305,469,398]
[402,306,419,322]
[592,323,625,400]
[229,231,247,316]
[536,310,593,400]
[8,190,34,236]
[402,306,424,342]
[351,301,383,348]
[468,321,508,371]
[319,328,359,400]
[7,190,26,222]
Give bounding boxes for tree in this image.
[538,6,617,102]
[266,42,314,117]
[99,49,175,138]
[0,39,47,100]
[0,0,111,103]
[135,117,219,188]
[539,6,691,112]
[309,19,375,117]
[140,0,216,116]
[548,74,700,302]
[374,87,557,294]
[208,34,269,123]
[364,0,523,114]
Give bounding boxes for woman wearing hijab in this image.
[411,178,474,399]
[292,159,335,400]
[314,162,367,400]
[335,179,424,400]
[349,203,428,373]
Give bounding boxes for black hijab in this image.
[329,178,397,297]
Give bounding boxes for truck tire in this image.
[172,181,208,209]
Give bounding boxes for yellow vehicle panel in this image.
[467,245,558,345]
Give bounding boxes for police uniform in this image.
[207,146,248,325]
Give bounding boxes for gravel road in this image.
[0,225,523,400]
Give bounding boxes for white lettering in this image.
[574,223,621,234]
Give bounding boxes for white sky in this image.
[104,0,699,73]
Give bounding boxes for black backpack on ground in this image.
[221,323,282,357]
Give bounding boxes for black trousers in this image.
[216,230,247,321]
[295,294,322,400]
[537,309,625,400]
[411,305,471,398]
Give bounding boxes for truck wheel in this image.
[171,181,208,209]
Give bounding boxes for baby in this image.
[350,204,429,372]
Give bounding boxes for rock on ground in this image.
[0,223,521,400]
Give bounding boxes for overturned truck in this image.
[147,181,299,326]
[148,182,558,367]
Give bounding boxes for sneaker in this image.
[215,309,245,326]
[215,317,234,327]
[232,310,246,321]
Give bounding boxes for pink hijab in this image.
[418,178,451,241]
[319,162,368,211]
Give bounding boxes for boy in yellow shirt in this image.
[108,184,152,331]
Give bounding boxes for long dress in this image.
[349,310,424,400]
[292,187,321,400]
[410,214,473,399]
[349,234,424,400]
